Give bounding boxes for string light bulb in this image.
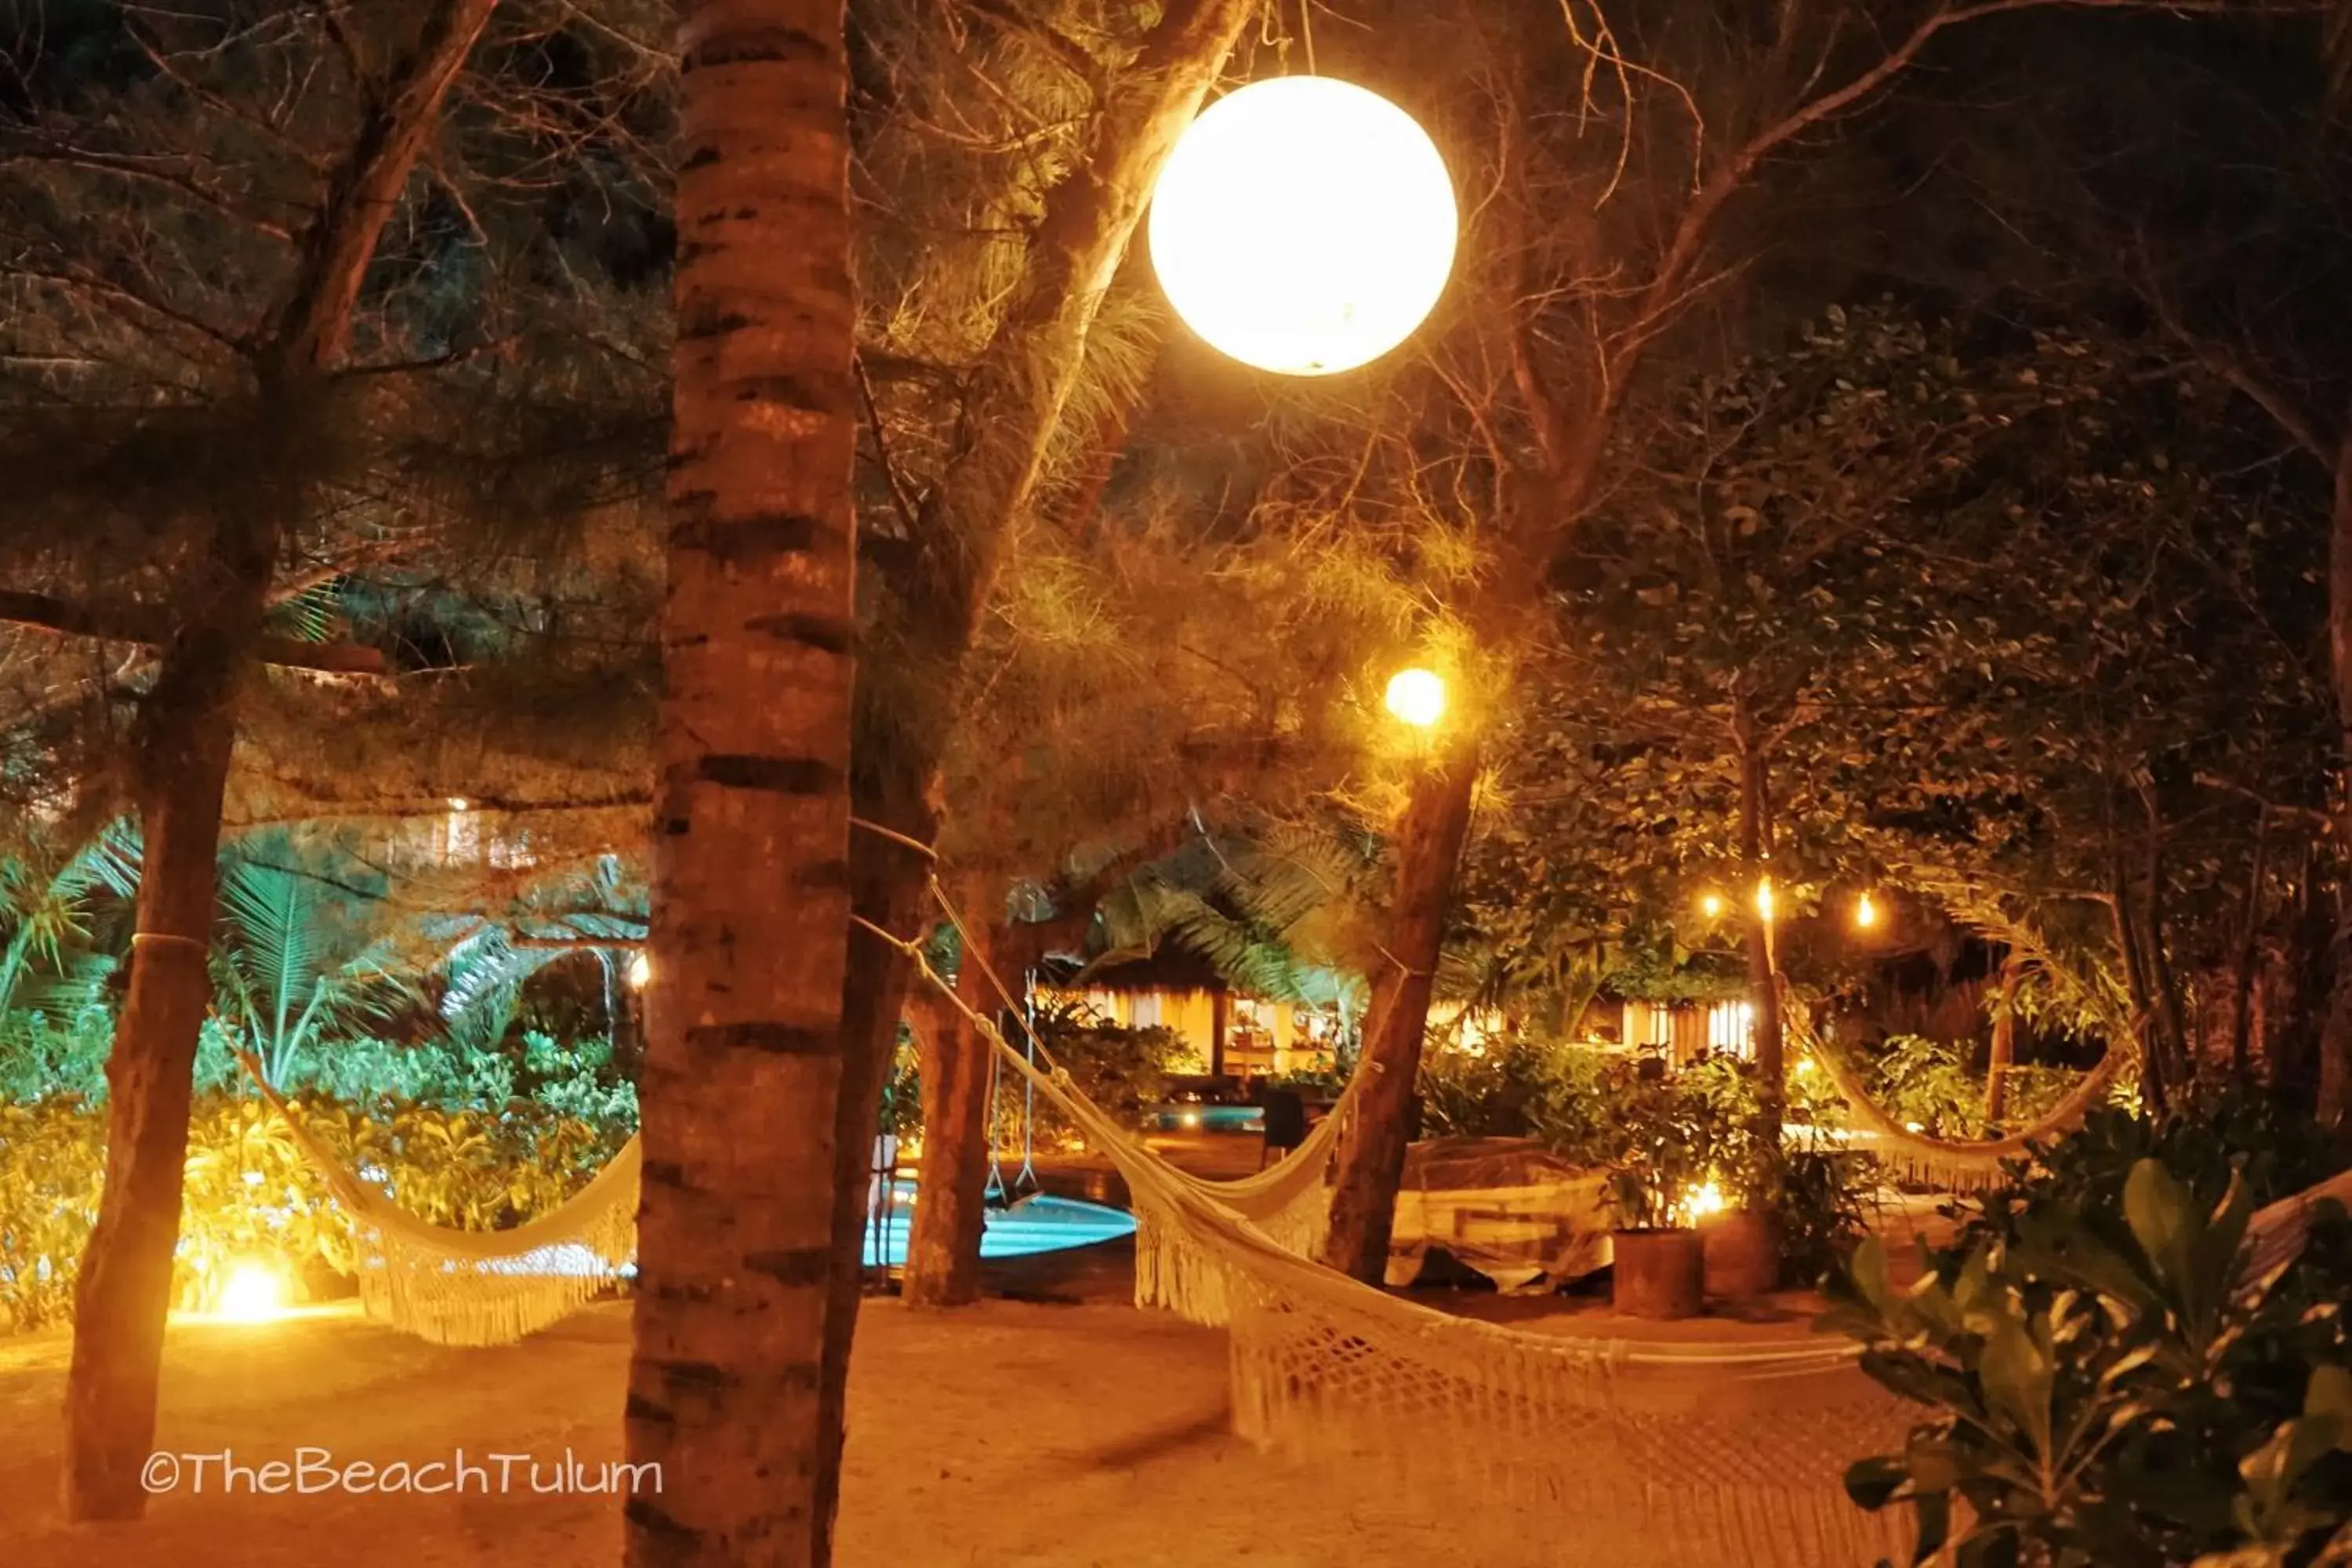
[1855,891,1879,930]
[627,952,652,991]
[1700,891,1726,919]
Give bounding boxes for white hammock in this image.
[249,1065,643,1347]
[245,938,2349,1566]
[1799,1027,2128,1191]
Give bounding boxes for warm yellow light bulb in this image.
[1855,891,1878,930]
[1755,877,1775,922]
[627,951,652,991]
[1700,892,1726,919]
[216,1259,289,1323]
[1679,1180,1727,1224]
[1383,668,1446,728]
[1149,77,1457,376]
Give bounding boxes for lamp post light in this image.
[1149,77,1457,376]
[1854,891,1879,931]
[1383,667,1447,729]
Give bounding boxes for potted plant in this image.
[1678,1056,1784,1300]
[1607,1167,1704,1319]
[1606,1087,1711,1319]
[1700,1140,1784,1300]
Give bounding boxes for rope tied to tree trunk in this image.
[848,815,940,860]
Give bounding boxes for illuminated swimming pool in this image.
[1148,1104,1265,1133]
[859,1179,1136,1268]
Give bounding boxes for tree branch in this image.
[0,588,389,675]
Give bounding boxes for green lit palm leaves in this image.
[212,842,414,1087]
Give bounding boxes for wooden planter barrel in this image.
[1612,1228,1704,1319]
[1700,1208,1781,1299]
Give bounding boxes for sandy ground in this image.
[1,1294,1460,1568]
[0,1133,1952,1566]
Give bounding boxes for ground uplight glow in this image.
[216,1259,290,1323]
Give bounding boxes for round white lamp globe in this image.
[1149,77,1457,376]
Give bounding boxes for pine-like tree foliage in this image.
[0,0,671,865]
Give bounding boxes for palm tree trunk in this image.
[904,882,1000,1308]
[622,2,860,1563]
[1319,749,1478,1283]
[62,0,497,1520]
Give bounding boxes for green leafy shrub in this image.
[1000,1000,1185,1149]
[1417,1036,1567,1138]
[1831,1119,2352,1566]
[1768,1148,1875,1287]
[1604,1070,1726,1228]
[1864,1033,2087,1139]
[1951,1087,2340,1267]
[0,999,114,1102]
[0,1093,627,1334]
[1421,1038,1876,1261]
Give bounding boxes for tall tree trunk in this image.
[2230,813,2271,1082]
[2321,419,2352,1125]
[739,3,1249,1539]
[612,956,646,1082]
[2275,841,2330,1102]
[62,525,274,1520]
[1985,949,2024,1126]
[829,0,1254,1201]
[1319,750,1478,1284]
[811,792,934,1555]
[2111,842,2169,1115]
[622,1,861,1563]
[1738,731,1785,1142]
[62,0,497,1521]
[2141,822,2193,1094]
[905,880,1001,1308]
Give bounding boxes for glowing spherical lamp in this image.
[1700,891,1726,919]
[1149,77,1457,376]
[1854,891,1879,930]
[1384,667,1446,728]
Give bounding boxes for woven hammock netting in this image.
[248,961,2352,1568]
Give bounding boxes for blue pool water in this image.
[859,1179,1135,1268]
